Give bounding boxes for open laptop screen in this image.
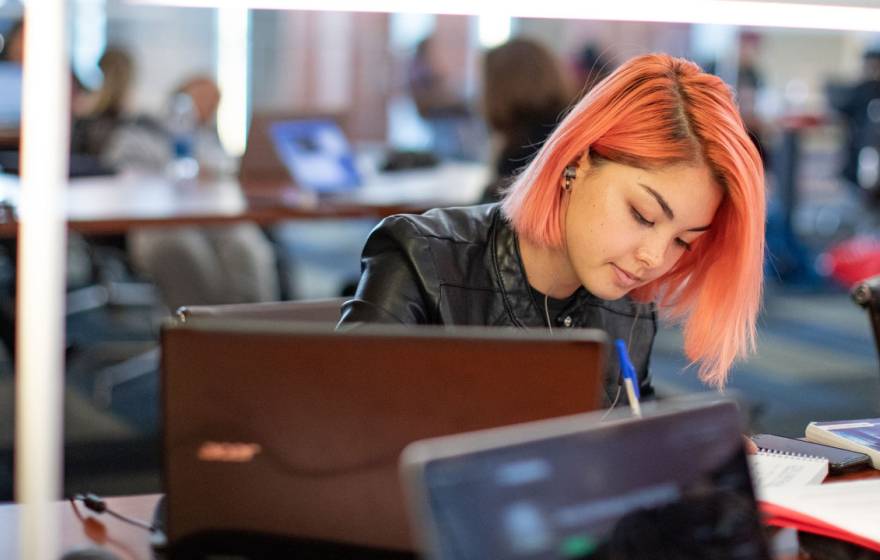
[268,118,361,193]
[403,399,769,560]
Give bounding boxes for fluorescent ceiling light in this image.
[216,6,249,157]
[126,0,880,33]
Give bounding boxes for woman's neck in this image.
[518,236,580,299]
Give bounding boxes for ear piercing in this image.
[562,166,577,192]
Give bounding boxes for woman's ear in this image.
[576,149,592,173]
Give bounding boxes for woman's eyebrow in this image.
[638,183,674,219]
[638,183,711,232]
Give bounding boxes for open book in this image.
[760,479,880,553]
[748,450,828,498]
[806,418,880,469]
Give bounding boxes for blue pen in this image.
[614,339,642,417]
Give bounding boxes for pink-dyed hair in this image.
[502,53,765,387]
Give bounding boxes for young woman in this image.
[340,53,765,403]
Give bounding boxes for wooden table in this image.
[1,469,877,559]
[0,494,161,560]
[0,162,489,236]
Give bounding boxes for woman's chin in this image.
[582,279,630,301]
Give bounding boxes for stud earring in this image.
[562,166,577,192]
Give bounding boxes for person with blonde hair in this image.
[341,53,765,401]
[70,47,135,157]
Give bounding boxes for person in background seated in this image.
[110,75,280,311]
[341,54,765,411]
[70,47,136,159]
[830,48,880,207]
[480,38,572,202]
[407,35,482,161]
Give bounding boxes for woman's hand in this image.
[743,435,758,454]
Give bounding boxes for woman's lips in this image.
[611,264,640,288]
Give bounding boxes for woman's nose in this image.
[635,238,665,269]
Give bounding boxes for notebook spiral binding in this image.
[756,448,825,462]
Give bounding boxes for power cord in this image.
[72,493,157,533]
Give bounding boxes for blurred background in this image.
[0,1,878,500]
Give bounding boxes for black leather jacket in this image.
[339,204,656,404]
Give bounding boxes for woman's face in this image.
[563,158,722,300]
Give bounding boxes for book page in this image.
[762,479,880,544]
[749,451,828,495]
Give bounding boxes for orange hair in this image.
[501,53,765,387]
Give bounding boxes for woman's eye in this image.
[629,207,654,227]
[675,238,692,251]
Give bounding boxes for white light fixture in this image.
[16,0,69,559]
[216,5,250,157]
[127,0,880,33]
[478,14,512,49]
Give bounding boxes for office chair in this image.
[851,274,880,367]
[93,298,345,407]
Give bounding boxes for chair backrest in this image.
[175,298,345,326]
[852,275,880,366]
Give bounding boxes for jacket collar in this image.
[492,208,545,328]
[490,205,655,326]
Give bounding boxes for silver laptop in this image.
[401,397,771,560]
[268,118,361,193]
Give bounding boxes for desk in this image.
[0,162,489,236]
[0,494,161,559]
[1,470,878,559]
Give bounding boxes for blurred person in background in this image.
[480,38,572,202]
[830,48,880,207]
[102,74,233,177]
[122,74,280,311]
[408,34,482,160]
[735,31,769,167]
[71,46,138,160]
[572,43,613,99]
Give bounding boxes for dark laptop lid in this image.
[401,398,770,560]
[160,321,606,552]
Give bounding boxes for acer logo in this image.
[197,441,262,463]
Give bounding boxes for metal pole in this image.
[15,1,70,558]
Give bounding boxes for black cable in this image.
[73,493,157,533]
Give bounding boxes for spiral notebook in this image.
[748,450,828,496]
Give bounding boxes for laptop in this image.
[401,397,771,560]
[160,320,607,554]
[238,111,354,189]
[268,118,361,193]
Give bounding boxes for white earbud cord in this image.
[543,166,639,419]
[601,305,640,421]
[544,288,640,420]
